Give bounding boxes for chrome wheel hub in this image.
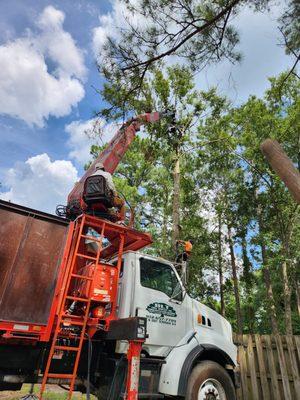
[198,378,226,400]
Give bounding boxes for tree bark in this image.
[241,233,255,333]
[256,200,279,334]
[262,266,279,333]
[295,278,300,318]
[227,224,243,334]
[260,244,279,334]
[218,212,225,317]
[161,186,169,258]
[261,263,279,334]
[172,151,180,251]
[280,223,293,334]
[282,254,293,334]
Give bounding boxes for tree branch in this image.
[121,0,242,72]
[282,53,300,83]
[278,26,300,86]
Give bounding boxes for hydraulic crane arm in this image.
[67,111,162,211]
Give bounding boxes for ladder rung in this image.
[62,313,84,319]
[66,296,89,303]
[76,253,97,261]
[47,373,74,379]
[54,345,80,352]
[61,319,85,326]
[81,234,102,243]
[71,273,93,281]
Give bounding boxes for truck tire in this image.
[186,360,236,400]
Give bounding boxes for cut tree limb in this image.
[260,139,300,204]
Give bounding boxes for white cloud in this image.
[65,118,98,165]
[93,16,113,55]
[0,153,79,213]
[0,6,86,126]
[92,1,147,57]
[65,118,120,165]
[37,6,86,79]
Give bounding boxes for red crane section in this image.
[67,111,161,210]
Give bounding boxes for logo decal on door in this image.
[146,302,177,317]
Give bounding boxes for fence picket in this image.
[247,334,260,400]
[264,335,281,400]
[254,334,270,400]
[286,335,300,400]
[274,334,292,400]
[295,336,300,364]
[238,334,248,400]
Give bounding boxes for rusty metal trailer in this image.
[0,200,154,398]
[0,199,68,341]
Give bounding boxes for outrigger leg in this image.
[125,340,144,400]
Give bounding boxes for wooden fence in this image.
[233,334,300,400]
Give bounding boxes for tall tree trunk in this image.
[241,233,255,333]
[218,212,225,317]
[161,213,168,255]
[161,189,169,257]
[256,199,279,333]
[172,151,180,251]
[295,277,300,318]
[260,243,279,334]
[227,224,243,334]
[282,248,293,334]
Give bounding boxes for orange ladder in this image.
[39,214,105,400]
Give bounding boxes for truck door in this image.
[134,256,188,348]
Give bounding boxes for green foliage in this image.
[196,72,300,334]
[90,67,300,334]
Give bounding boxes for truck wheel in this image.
[186,361,236,400]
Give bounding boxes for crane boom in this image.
[67,111,161,210]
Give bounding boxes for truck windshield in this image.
[140,258,183,301]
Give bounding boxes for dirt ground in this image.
[0,385,96,399]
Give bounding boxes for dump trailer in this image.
[0,199,239,399]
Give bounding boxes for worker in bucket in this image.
[176,239,193,263]
[83,162,125,221]
[175,239,193,286]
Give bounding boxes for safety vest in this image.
[185,241,193,253]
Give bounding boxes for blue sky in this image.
[0,0,293,214]
[0,1,106,166]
